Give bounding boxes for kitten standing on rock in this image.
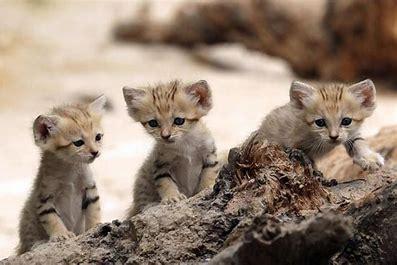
[251,79,383,171]
[17,96,106,255]
[123,80,220,217]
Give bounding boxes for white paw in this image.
[161,192,187,204]
[198,179,216,191]
[354,152,384,171]
[49,231,75,242]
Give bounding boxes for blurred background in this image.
[1,0,397,258]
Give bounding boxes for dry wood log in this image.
[2,126,397,264]
[114,0,397,81]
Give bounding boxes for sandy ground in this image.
[1,0,397,259]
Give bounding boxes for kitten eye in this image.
[174,117,185,126]
[341,117,352,126]
[73,140,85,147]
[148,119,159,128]
[314,119,326,127]
[95,134,103,142]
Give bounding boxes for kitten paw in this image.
[161,193,187,204]
[198,178,216,192]
[354,152,384,171]
[49,231,75,242]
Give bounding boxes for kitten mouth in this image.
[163,139,175,144]
[87,157,96,163]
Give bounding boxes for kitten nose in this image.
[161,134,171,140]
[91,151,99,157]
[329,135,339,141]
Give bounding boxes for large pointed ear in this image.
[88,95,107,115]
[33,115,59,145]
[184,80,213,116]
[289,81,315,109]
[122,86,146,107]
[348,79,376,110]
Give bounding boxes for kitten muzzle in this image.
[162,138,175,143]
[329,135,340,143]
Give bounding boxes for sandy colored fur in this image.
[123,80,220,217]
[17,99,105,255]
[251,80,383,171]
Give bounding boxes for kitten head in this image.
[290,79,376,144]
[33,95,106,163]
[123,80,212,143]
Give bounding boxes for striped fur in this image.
[17,96,105,255]
[252,79,383,170]
[123,80,220,217]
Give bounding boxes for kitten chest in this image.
[172,148,203,197]
[55,173,88,235]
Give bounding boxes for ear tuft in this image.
[33,115,59,144]
[185,80,212,115]
[88,95,107,115]
[348,79,376,109]
[289,81,315,109]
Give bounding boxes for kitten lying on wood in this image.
[249,79,384,173]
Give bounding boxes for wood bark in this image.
[3,126,397,264]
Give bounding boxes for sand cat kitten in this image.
[17,96,106,255]
[252,79,383,171]
[123,80,220,217]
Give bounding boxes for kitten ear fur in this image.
[184,80,213,115]
[33,115,60,145]
[348,79,376,110]
[290,81,315,109]
[88,95,107,115]
[123,86,146,107]
[123,86,146,121]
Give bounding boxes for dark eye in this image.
[148,119,158,128]
[73,140,85,147]
[174,117,185,126]
[341,117,352,126]
[314,119,326,127]
[95,134,102,141]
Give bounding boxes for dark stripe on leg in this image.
[154,173,178,184]
[345,137,365,157]
[86,185,97,190]
[82,196,99,210]
[154,160,170,169]
[39,208,57,216]
[203,161,218,169]
[154,173,172,181]
[39,194,53,204]
[352,137,365,143]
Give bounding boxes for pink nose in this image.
[329,135,339,141]
[161,134,171,140]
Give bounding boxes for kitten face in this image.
[290,79,376,145]
[33,95,106,163]
[123,80,212,144]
